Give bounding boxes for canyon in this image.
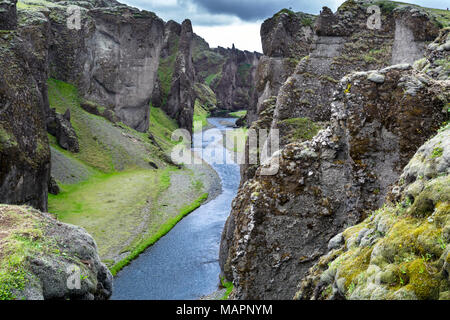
[0,0,449,300]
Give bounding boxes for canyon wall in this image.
[220,0,448,299]
[193,35,261,114]
[0,4,50,211]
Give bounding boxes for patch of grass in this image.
[0,206,50,300]
[193,100,210,133]
[149,104,179,148]
[279,117,320,142]
[205,73,220,87]
[228,110,247,118]
[49,169,177,258]
[237,63,252,81]
[110,193,208,275]
[157,36,179,107]
[220,277,234,300]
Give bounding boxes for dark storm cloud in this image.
[192,0,328,20]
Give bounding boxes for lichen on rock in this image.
[296,126,450,300]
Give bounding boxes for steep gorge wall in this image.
[192,35,261,113]
[0,4,50,211]
[220,0,448,300]
[152,19,196,133]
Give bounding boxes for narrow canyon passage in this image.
[111,118,240,300]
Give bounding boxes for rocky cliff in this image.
[220,0,449,300]
[193,35,261,114]
[297,124,449,300]
[152,19,196,133]
[0,5,50,211]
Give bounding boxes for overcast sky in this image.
[121,0,449,52]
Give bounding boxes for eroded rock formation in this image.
[192,35,261,114]
[0,5,50,211]
[220,63,448,299]
[296,125,450,300]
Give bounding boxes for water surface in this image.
[111,118,240,300]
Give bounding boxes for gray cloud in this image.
[123,0,450,26]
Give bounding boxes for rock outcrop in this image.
[192,35,261,114]
[219,1,447,300]
[0,0,17,30]
[0,4,50,212]
[152,19,196,133]
[221,62,448,299]
[46,108,79,153]
[45,1,165,132]
[0,205,113,300]
[296,125,449,300]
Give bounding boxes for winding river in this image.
[111,118,240,300]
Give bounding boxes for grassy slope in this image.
[193,100,210,132]
[47,80,209,272]
[229,110,247,118]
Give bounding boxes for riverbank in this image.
[46,78,222,274]
[111,118,241,300]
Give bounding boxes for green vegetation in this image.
[279,118,321,142]
[237,63,252,81]
[157,37,180,107]
[363,46,392,65]
[47,79,211,274]
[0,206,53,300]
[220,277,234,300]
[149,104,179,148]
[229,110,247,118]
[205,73,220,87]
[110,193,208,276]
[224,128,248,153]
[431,147,444,159]
[193,100,210,133]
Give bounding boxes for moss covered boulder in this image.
[0,205,112,300]
[296,125,450,300]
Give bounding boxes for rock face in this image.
[46,109,79,153]
[270,3,439,146]
[220,60,448,299]
[192,35,261,114]
[152,19,196,133]
[0,5,51,212]
[296,126,450,300]
[0,0,17,30]
[46,1,165,132]
[219,1,446,300]
[0,205,113,300]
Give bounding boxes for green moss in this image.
[193,100,210,133]
[237,63,252,81]
[337,247,373,290]
[220,277,234,300]
[431,147,444,159]
[157,36,180,107]
[0,206,51,300]
[229,110,247,118]
[0,125,18,152]
[406,259,440,299]
[279,117,320,141]
[149,104,179,148]
[205,72,221,87]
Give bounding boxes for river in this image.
[111,118,240,300]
